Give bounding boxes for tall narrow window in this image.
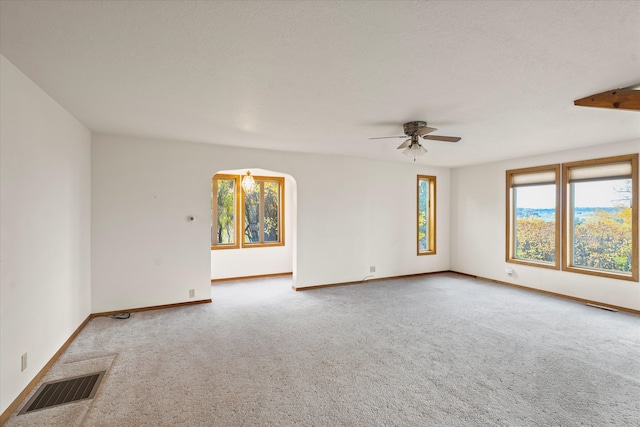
[506,165,560,268]
[242,176,284,247]
[211,174,240,249]
[563,154,638,281]
[417,175,436,255]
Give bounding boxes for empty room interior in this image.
[1,1,639,426]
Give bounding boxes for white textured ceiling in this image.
[1,0,639,167]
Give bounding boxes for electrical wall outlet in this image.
[370,266,376,273]
[189,289,195,298]
[21,353,27,372]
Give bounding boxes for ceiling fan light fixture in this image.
[403,143,427,161]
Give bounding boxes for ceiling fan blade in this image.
[397,139,411,149]
[423,135,461,143]
[369,135,406,140]
[415,126,438,136]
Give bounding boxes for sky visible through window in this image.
[516,185,555,209]
[517,180,631,208]
[574,179,631,208]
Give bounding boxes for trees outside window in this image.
[212,174,284,250]
[211,175,239,249]
[506,165,560,268]
[417,175,436,255]
[242,177,284,246]
[563,154,638,281]
[506,154,638,282]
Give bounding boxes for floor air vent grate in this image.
[19,371,105,415]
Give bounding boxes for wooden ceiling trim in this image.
[574,88,640,111]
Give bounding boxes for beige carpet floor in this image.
[5,272,640,426]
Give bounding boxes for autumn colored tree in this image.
[572,180,633,273]
[515,217,556,262]
[573,208,632,272]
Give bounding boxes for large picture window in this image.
[563,154,638,281]
[506,154,638,282]
[212,174,284,250]
[506,165,560,269]
[417,175,436,255]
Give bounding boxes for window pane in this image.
[571,178,632,273]
[418,179,429,252]
[215,178,236,245]
[263,181,280,242]
[244,185,261,243]
[513,184,556,263]
[417,175,435,255]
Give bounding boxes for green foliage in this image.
[243,181,280,243]
[216,179,236,244]
[244,187,260,243]
[418,180,428,251]
[263,182,279,242]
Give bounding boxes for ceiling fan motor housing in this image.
[403,121,428,136]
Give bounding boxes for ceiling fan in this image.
[370,121,461,160]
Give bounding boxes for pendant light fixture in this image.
[242,170,255,192]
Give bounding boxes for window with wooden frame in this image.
[212,174,285,250]
[562,154,638,281]
[242,176,285,247]
[417,175,436,255]
[506,165,560,269]
[211,174,240,249]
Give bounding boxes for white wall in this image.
[91,134,450,311]
[210,169,295,280]
[451,139,640,311]
[0,55,92,414]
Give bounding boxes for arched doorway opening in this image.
[210,167,297,283]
